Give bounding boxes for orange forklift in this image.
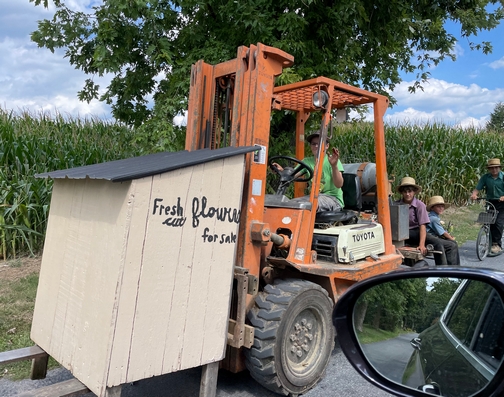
[185,43,404,396]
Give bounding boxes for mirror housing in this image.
[333,267,504,397]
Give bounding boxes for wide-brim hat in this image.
[396,176,422,193]
[487,158,501,168]
[427,196,451,211]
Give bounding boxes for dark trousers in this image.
[489,200,504,247]
[407,228,460,266]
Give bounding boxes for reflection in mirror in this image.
[353,277,504,397]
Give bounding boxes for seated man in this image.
[426,196,460,266]
[291,131,344,212]
[395,177,451,266]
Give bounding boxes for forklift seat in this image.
[314,173,362,225]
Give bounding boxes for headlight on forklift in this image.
[313,89,329,108]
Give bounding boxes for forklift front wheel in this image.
[245,279,334,396]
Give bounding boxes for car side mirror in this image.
[333,267,504,397]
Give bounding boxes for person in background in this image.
[426,196,460,266]
[396,177,448,266]
[471,158,504,255]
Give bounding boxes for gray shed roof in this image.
[36,146,257,182]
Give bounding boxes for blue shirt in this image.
[427,211,445,237]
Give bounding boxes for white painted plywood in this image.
[114,156,244,384]
[31,178,132,395]
[32,155,246,396]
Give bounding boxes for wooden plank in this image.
[0,346,47,366]
[16,378,89,397]
[199,361,219,397]
[31,179,132,396]
[107,178,149,387]
[30,353,49,380]
[104,385,121,397]
[125,168,194,379]
[163,164,210,372]
[197,157,245,365]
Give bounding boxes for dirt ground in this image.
[0,256,42,283]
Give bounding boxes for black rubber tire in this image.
[477,226,490,261]
[244,279,335,396]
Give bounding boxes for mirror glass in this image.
[353,277,504,397]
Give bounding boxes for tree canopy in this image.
[30,0,503,136]
[357,277,461,334]
[488,102,504,132]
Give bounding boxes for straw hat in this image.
[427,196,451,211]
[396,177,422,193]
[487,158,501,168]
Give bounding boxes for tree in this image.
[356,278,427,332]
[420,277,461,331]
[487,102,504,132]
[30,0,503,143]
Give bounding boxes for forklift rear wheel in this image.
[245,279,334,396]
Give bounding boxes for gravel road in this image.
[1,238,502,397]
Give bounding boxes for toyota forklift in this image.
[185,43,405,396]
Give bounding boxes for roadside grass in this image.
[442,202,483,245]
[0,259,58,380]
[0,268,37,380]
[356,324,405,344]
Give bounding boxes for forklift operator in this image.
[271,132,344,212]
[289,132,345,212]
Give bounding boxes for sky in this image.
[1,1,504,128]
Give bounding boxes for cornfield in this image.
[331,122,504,206]
[1,109,503,259]
[0,110,141,259]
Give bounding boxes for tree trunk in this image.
[354,300,368,333]
[372,304,382,329]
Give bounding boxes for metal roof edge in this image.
[35,146,257,182]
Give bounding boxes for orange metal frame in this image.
[185,43,403,304]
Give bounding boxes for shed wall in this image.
[31,156,246,396]
[31,178,132,393]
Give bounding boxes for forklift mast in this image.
[185,43,395,280]
[185,43,294,282]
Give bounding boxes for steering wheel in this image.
[268,155,313,195]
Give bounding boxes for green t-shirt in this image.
[303,156,344,207]
[476,171,504,200]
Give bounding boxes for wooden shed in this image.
[31,146,254,397]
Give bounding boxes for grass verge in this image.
[0,257,58,380]
[442,202,483,245]
[356,324,405,344]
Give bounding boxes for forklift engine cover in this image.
[312,223,385,264]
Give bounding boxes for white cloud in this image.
[383,107,489,129]
[388,78,504,123]
[0,0,112,120]
[0,35,112,119]
[489,56,504,70]
[174,111,188,126]
[455,116,489,129]
[452,42,464,58]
